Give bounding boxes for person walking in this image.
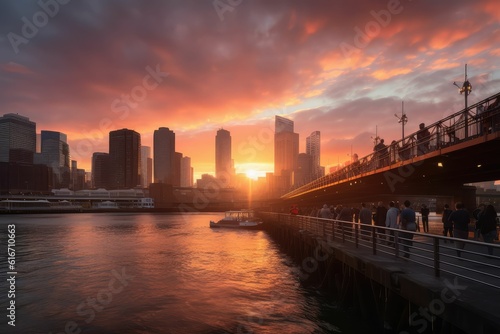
[375,201,388,243]
[359,203,372,240]
[442,204,454,243]
[385,201,399,247]
[400,200,417,258]
[448,202,470,258]
[319,204,332,219]
[420,204,430,233]
[478,204,498,256]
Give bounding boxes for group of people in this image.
[299,200,498,258]
[444,202,498,256]
[373,122,432,169]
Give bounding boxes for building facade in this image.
[92,152,110,189]
[36,130,71,188]
[180,156,193,187]
[215,128,233,186]
[0,113,36,164]
[154,127,175,184]
[306,131,323,179]
[141,146,152,188]
[109,129,141,189]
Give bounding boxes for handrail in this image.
[261,212,500,289]
[282,91,500,199]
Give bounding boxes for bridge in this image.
[262,212,500,333]
[281,92,500,209]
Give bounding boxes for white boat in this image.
[210,210,264,229]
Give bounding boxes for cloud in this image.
[0,0,498,176]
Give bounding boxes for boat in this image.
[210,210,264,229]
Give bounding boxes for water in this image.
[0,213,368,333]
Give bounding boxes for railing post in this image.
[434,237,440,277]
[341,221,345,243]
[395,231,399,258]
[355,223,359,248]
[372,225,377,255]
[332,221,335,241]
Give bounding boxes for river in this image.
[0,213,371,333]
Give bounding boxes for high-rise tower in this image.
[215,128,233,185]
[153,127,175,184]
[0,113,36,164]
[109,129,141,189]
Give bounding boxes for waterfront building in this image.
[215,128,233,186]
[92,152,110,189]
[180,156,193,187]
[173,152,182,187]
[36,130,70,189]
[109,129,141,189]
[70,160,86,191]
[141,146,152,188]
[306,131,324,179]
[274,116,299,193]
[0,113,36,164]
[154,127,175,184]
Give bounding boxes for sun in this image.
[245,169,259,180]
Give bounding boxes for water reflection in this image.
[0,213,368,333]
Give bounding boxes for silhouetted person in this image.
[373,139,388,168]
[359,203,372,239]
[417,123,431,156]
[400,200,417,258]
[385,201,399,247]
[442,204,454,243]
[448,202,470,257]
[420,204,430,233]
[478,204,498,256]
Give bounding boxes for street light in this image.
[453,64,472,138]
[395,101,408,140]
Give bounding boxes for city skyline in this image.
[1,1,499,180]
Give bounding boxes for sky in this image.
[1,0,499,180]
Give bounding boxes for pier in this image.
[262,212,500,333]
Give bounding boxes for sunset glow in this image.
[0,1,499,180]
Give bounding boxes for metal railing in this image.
[262,212,500,290]
[282,91,500,199]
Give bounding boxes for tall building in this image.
[141,146,152,188]
[109,129,141,189]
[154,127,175,184]
[181,156,193,187]
[173,152,182,187]
[215,128,233,185]
[70,160,85,191]
[92,152,110,189]
[36,130,70,188]
[274,116,299,176]
[295,153,313,187]
[0,113,36,164]
[306,131,323,179]
[275,115,294,134]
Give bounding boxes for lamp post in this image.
[453,64,472,138]
[395,101,408,141]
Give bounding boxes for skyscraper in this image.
[141,146,152,188]
[306,131,323,179]
[109,129,141,189]
[37,130,70,188]
[92,152,110,189]
[181,156,193,187]
[154,127,175,184]
[0,113,36,164]
[274,116,299,176]
[215,128,233,185]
